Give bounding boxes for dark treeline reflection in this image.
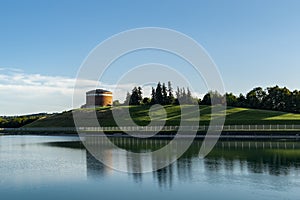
[49,138,300,188]
[204,141,300,176]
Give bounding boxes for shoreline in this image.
[1,131,300,140]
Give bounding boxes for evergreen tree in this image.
[167,81,174,104]
[155,82,163,104]
[123,82,300,113]
[186,87,193,104]
[129,87,140,105]
[175,86,181,104]
[137,86,143,104]
[124,92,131,105]
[176,87,180,100]
[162,83,168,105]
[150,87,156,104]
[182,87,187,104]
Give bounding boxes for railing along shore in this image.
[1,124,300,132]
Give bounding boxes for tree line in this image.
[123,81,197,106]
[123,83,300,113]
[0,113,49,128]
[223,86,300,113]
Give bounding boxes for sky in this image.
[1,0,300,115]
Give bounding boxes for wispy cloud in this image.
[0,68,204,116]
[0,67,23,72]
[0,68,133,116]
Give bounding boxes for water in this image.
[0,135,300,200]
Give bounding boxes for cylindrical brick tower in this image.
[85,89,113,107]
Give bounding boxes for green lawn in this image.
[24,105,300,128]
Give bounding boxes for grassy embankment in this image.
[24,105,300,128]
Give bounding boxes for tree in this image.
[167,81,174,104]
[142,97,151,105]
[186,87,193,104]
[290,90,300,113]
[236,93,247,107]
[150,87,156,104]
[124,92,131,105]
[162,83,168,105]
[113,100,120,106]
[175,87,180,101]
[129,87,140,105]
[0,114,47,128]
[226,93,238,106]
[200,91,224,105]
[200,93,211,105]
[262,86,291,111]
[246,87,266,108]
[182,87,187,103]
[155,82,163,104]
[137,86,143,104]
[122,82,300,113]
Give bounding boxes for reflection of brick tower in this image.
[85,89,113,107]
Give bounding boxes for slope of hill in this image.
[24,105,300,128]
[0,113,50,128]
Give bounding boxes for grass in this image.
[24,105,300,128]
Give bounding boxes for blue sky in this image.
[1,0,300,115]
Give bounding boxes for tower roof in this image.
[86,89,112,94]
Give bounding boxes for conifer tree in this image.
[155,82,163,104]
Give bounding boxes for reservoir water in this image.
[0,135,300,200]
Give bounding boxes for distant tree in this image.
[150,87,156,104]
[182,87,187,103]
[137,86,143,104]
[175,87,180,100]
[142,97,151,105]
[173,86,197,104]
[113,100,121,106]
[175,87,182,104]
[290,90,300,113]
[155,82,163,104]
[197,98,202,105]
[226,93,238,106]
[129,87,140,105]
[186,87,194,104]
[122,82,300,113]
[200,93,211,105]
[262,86,291,111]
[246,87,266,108]
[0,114,48,128]
[167,81,174,104]
[200,91,224,105]
[280,87,292,111]
[124,92,131,105]
[162,83,168,105]
[236,93,247,107]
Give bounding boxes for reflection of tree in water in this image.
[131,172,142,183]
[153,164,174,189]
[126,151,143,183]
[80,139,300,187]
[205,141,300,176]
[245,149,300,176]
[176,157,193,182]
[86,151,107,179]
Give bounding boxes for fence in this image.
[78,125,300,132]
[2,125,300,132]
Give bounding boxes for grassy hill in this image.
[0,113,50,128]
[24,105,300,128]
